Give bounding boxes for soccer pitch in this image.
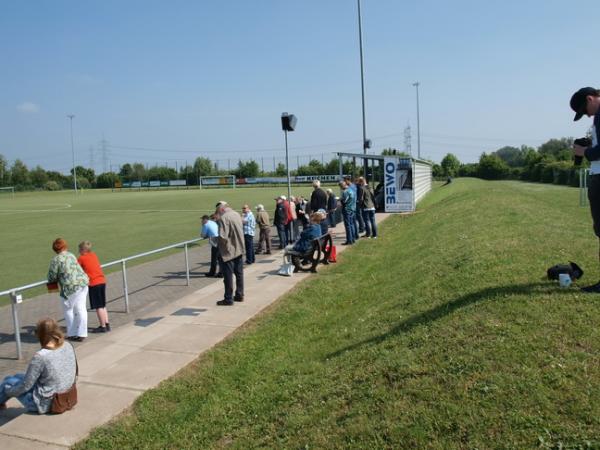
[0,186,314,293]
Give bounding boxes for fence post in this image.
[10,291,23,360]
[121,260,130,313]
[184,243,190,286]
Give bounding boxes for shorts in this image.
[88,284,106,310]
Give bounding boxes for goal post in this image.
[0,186,15,199]
[199,175,236,189]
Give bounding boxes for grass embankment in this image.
[77,179,600,449]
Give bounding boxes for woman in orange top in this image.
[77,241,110,332]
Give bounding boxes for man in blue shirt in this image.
[201,214,221,277]
[242,204,256,264]
[340,180,357,245]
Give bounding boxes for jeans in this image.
[328,210,336,227]
[285,222,293,243]
[244,234,255,263]
[0,374,37,412]
[220,255,244,302]
[320,221,328,236]
[362,209,377,237]
[342,210,357,244]
[276,224,288,248]
[356,208,365,233]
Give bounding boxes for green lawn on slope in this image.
[77,179,600,449]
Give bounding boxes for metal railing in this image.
[0,237,202,359]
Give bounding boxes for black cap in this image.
[570,87,599,121]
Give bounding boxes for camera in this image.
[574,137,591,166]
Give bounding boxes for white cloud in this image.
[17,102,40,113]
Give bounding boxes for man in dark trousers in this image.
[200,214,222,277]
[215,201,245,305]
[571,87,600,292]
[310,180,328,213]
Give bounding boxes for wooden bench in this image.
[290,233,333,273]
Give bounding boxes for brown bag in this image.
[51,345,78,414]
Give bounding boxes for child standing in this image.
[77,241,110,332]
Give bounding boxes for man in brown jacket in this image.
[255,204,272,255]
[215,201,245,305]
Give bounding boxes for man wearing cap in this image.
[215,201,245,305]
[571,87,600,292]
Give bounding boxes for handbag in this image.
[546,261,583,281]
[51,345,78,414]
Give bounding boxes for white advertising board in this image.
[384,157,414,212]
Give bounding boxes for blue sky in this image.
[1,0,599,173]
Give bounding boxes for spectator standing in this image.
[326,188,337,227]
[296,196,309,228]
[215,201,245,306]
[242,204,256,264]
[310,180,328,213]
[273,196,288,248]
[77,241,110,332]
[345,175,365,235]
[201,214,221,277]
[357,177,378,238]
[284,197,295,243]
[0,318,77,414]
[340,181,357,245]
[290,196,301,238]
[255,204,272,255]
[47,238,89,341]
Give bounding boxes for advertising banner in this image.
[384,157,414,212]
[169,180,187,186]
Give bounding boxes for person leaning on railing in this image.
[47,238,89,342]
[78,240,110,333]
[0,318,77,414]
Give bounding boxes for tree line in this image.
[434,137,585,187]
[1,137,583,191]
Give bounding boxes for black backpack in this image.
[547,262,584,281]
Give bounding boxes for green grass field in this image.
[0,186,314,294]
[75,179,600,449]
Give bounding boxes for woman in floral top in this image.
[47,238,89,341]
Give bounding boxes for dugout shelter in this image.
[336,152,432,213]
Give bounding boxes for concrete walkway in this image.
[0,214,389,449]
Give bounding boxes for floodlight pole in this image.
[413,82,421,159]
[284,129,292,203]
[67,114,78,193]
[357,0,368,179]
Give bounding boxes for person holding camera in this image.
[570,87,600,292]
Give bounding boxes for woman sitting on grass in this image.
[284,212,323,262]
[0,318,77,414]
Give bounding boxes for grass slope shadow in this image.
[327,281,552,359]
